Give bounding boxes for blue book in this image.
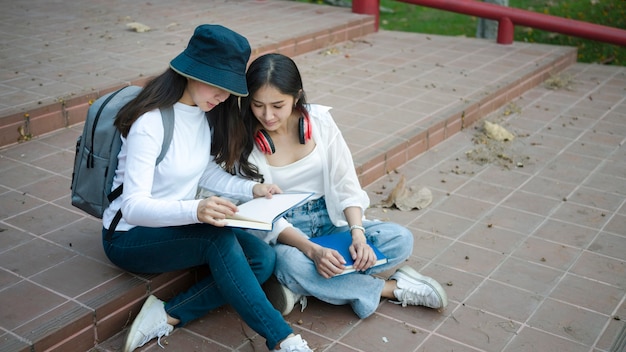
[310,231,388,275]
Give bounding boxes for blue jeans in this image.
[103,224,292,349]
[274,197,414,318]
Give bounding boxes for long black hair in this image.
[114,68,255,177]
[207,94,260,179]
[240,53,308,174]
[115,68,186,137]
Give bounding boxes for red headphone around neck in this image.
[254,109,311,155]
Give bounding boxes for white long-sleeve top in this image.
[248,104,370,243]
[103,102,256,231]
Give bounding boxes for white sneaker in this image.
[272,334,313,352]
[123,295,174,352]
[389,266,448,309]
[263,276,307,316]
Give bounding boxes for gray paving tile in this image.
[0,1,624,351]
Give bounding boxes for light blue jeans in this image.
[275,197,414,318]
[103,224,292,350]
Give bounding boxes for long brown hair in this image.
[115,69,186,137]
[114,68,261,179]
[208,96,262,180]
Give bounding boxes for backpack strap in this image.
[157,106,175,164]
[105,106,176,240]
[88,87,130,168]
[106,210,123,242]
[106,106,175,204]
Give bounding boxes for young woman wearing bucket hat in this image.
[102,25,312,352]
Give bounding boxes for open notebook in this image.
[224,192,313,231]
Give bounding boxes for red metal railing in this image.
[353,0,626,46]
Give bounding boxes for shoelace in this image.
[390,289,417,307]
[282,339,310,352]
[299,296,308,312]
[139,324,171,349]
[390,286,438,308]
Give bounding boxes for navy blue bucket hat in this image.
[170,24,251,97]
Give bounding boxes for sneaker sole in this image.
[123,295,160,352]
[262,276,297,316]
[396,266,448,309]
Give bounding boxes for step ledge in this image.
[90,46,576,350]
[4,30,578,352]
[0,18,376,149]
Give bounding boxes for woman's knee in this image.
[234,229,276,283]
[255,248,276,283]
[368,222,414,257]
[274,245,311,278]
[396,224,414,246]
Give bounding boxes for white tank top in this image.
[268,145,324,199]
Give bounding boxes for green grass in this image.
[301,0,625,65]
[378,0,626,66]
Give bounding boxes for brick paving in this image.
[0,1,625,351]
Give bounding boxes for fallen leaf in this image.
[484,120,515,141]
[380,175,432,211]
[127,22,151,33]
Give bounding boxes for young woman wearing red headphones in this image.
[240,53,448,319]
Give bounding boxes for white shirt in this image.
[249,104,370,243]
[103,102,256,231]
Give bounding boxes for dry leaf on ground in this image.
[126,22,151,32]
[484,120,515,141]
[379,175,432,211]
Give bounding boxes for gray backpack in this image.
[71,86,174,227]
